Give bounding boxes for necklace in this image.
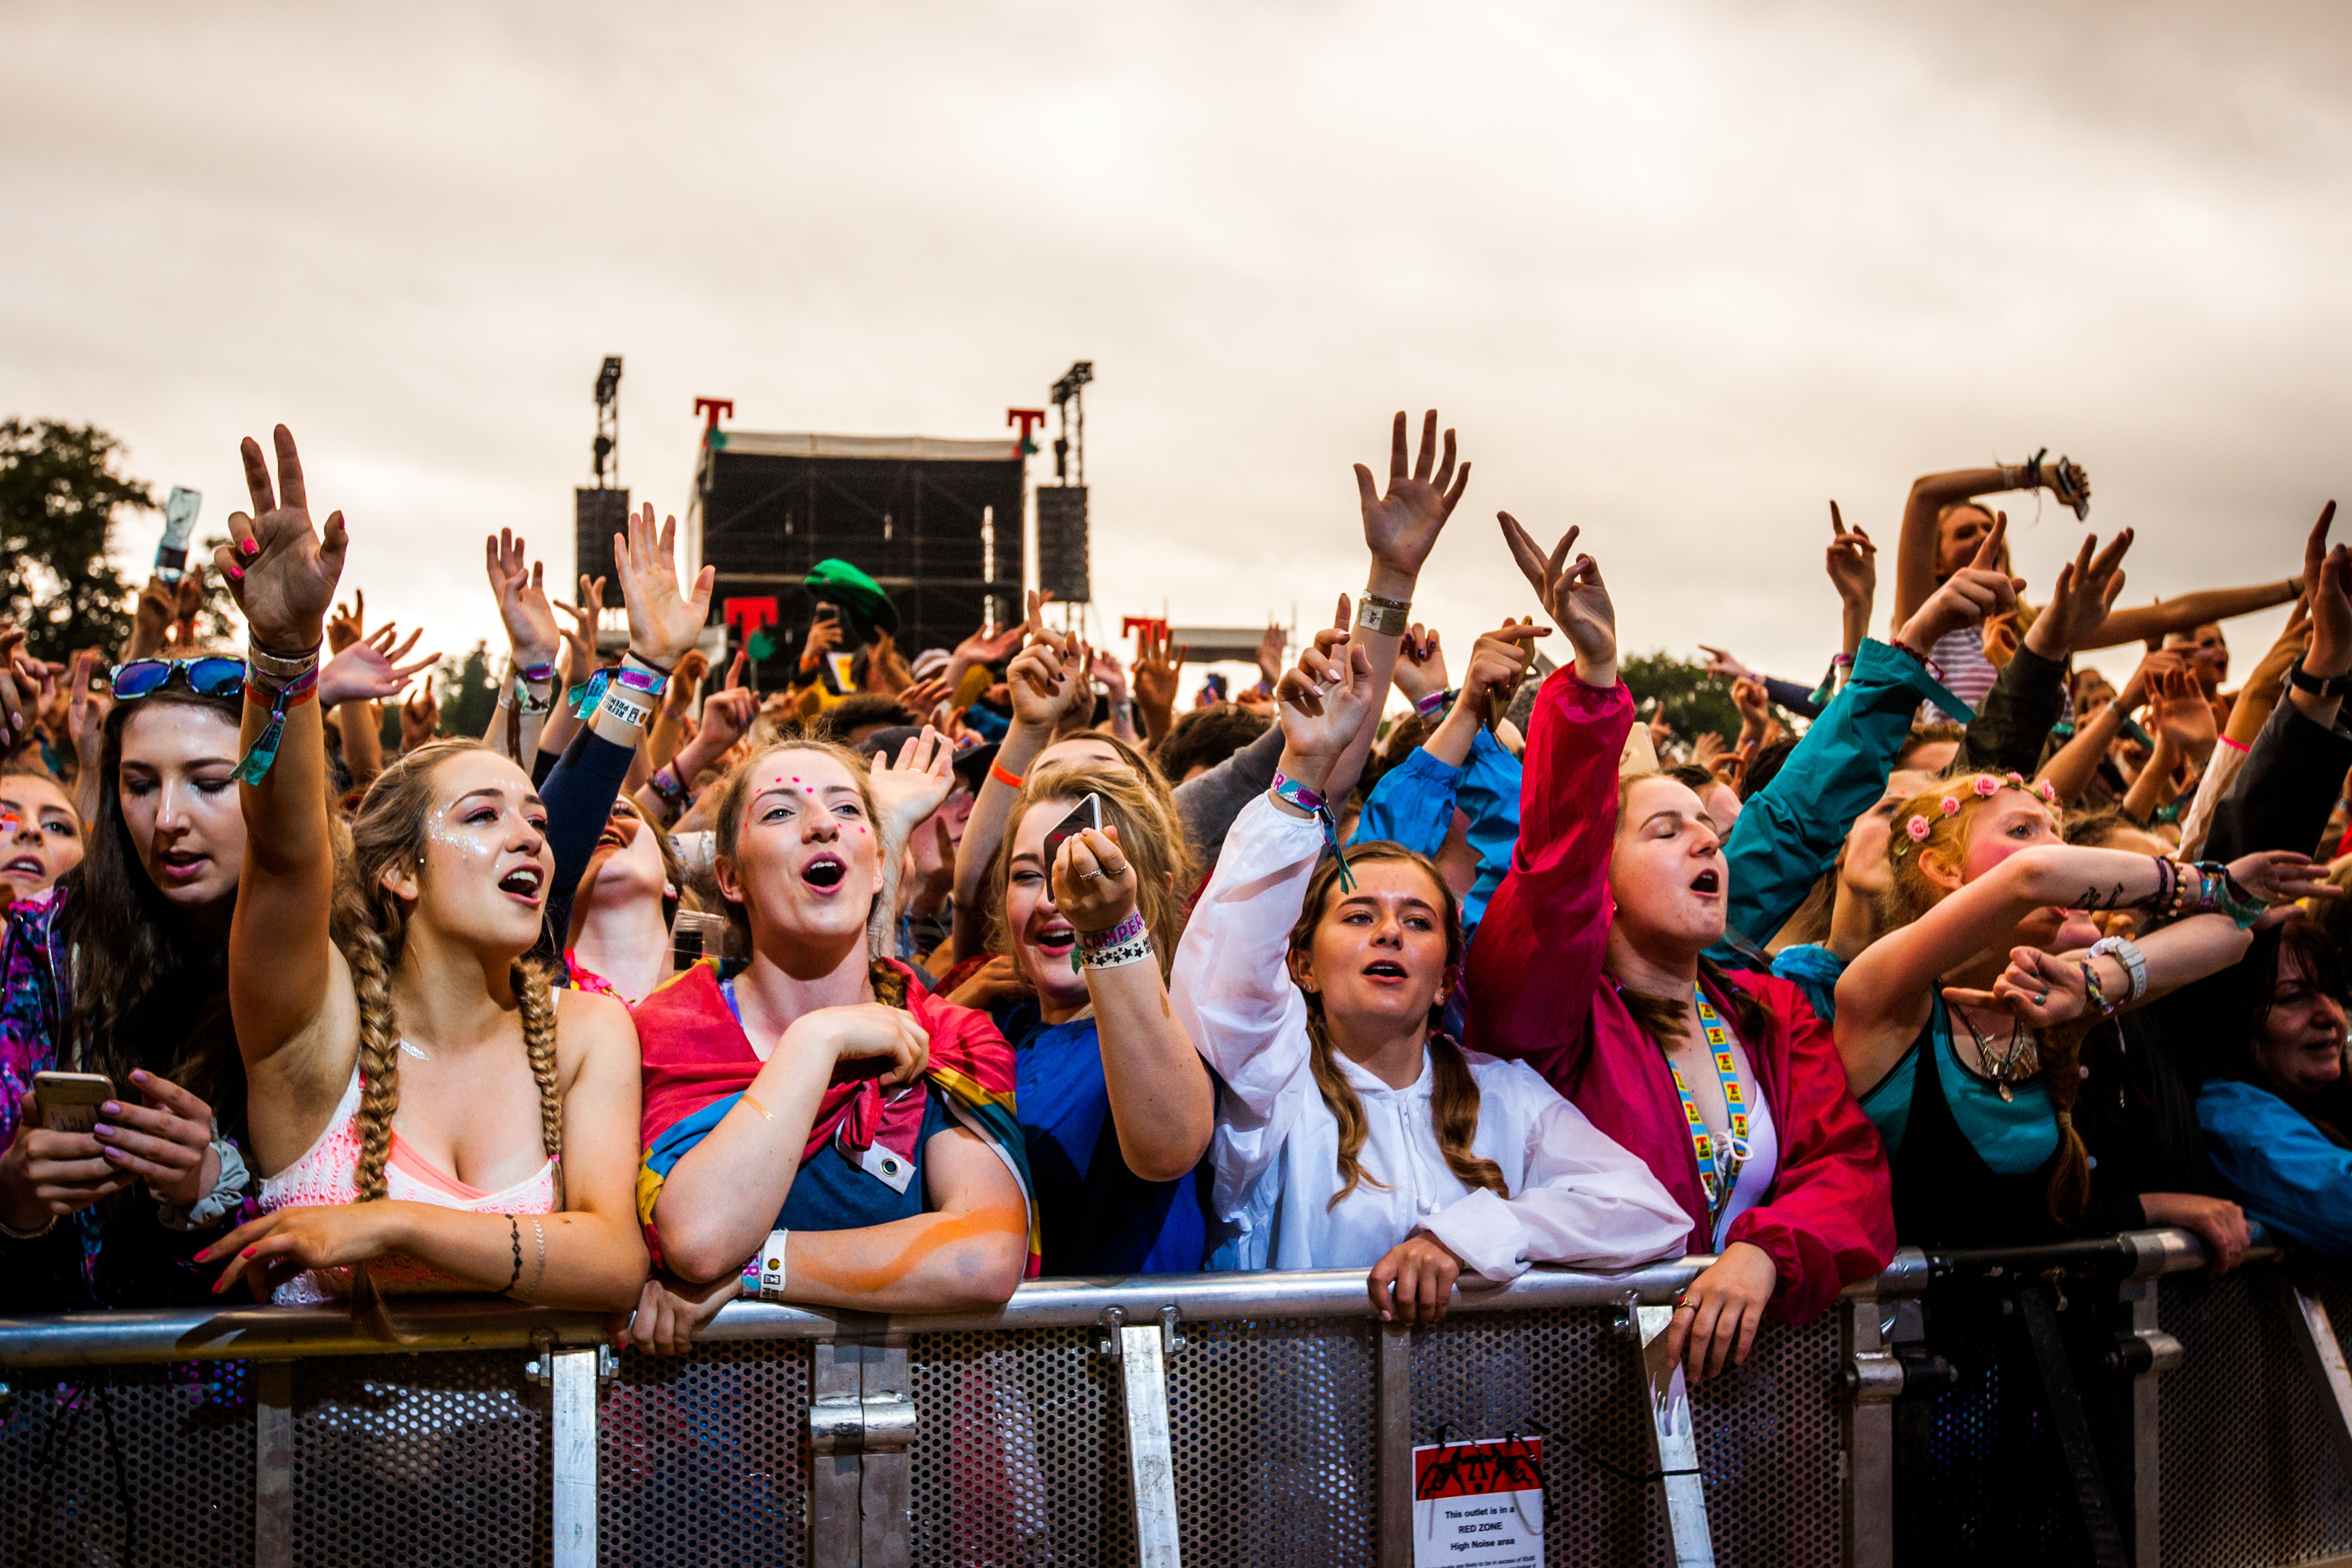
[1952,1000,2039,1101]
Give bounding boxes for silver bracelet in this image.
[2089,936,2149,1004]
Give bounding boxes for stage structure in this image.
[689,420,1029,667]
[572,355,629,610]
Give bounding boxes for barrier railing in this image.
[3,1229,2350,1567]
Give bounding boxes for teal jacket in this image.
[1709,639,1966,965]
[2198,1079,2352,1258]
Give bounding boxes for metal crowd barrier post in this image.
[8,1230,2352,1567]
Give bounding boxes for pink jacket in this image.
[1464,669,1895,1323]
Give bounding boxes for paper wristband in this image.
[746,1228,788,1300]
[598,687,654,731]
[1356,600,1410,637]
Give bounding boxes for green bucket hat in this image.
[804,558,899,640]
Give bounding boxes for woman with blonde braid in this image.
[1172,597,1687,1323]
[1833,767,2335,1246]
[196,428,663,1312]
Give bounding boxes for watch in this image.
[2287,660,2352,701]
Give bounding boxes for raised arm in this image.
[1890,454,2086,629]
[216,426,350,1069]
[1828,502,1877,661]
[1956,527,2131,777]
[2041,653,2165,808]
[1463,515,1627,1080]
[2082,579,2304,651]
[318,619,434,793]
[481,530,563,764]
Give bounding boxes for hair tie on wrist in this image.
[989,759,1025,791]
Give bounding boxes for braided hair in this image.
[336,740,566,1329]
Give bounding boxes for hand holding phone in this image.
[33,1071,114,1135]
[1040,794,1101,873]
[155,488,201,584]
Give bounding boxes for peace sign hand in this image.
[213,425,348,650]
[1498,513,1615,686]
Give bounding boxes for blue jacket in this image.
[2198,1078,2352,1258]
[1710,640,1965,964]
[1353,726,1520,941]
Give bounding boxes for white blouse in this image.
[1170,796,1693,1280]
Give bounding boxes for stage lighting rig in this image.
[592,355,623,488]
[1050,361,1093,484]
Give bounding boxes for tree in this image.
[1620,649,1742,749]
[0,419,153,661]
[436,642,500,740]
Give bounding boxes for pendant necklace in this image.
[1954,1003,2038,1101]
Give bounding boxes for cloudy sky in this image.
[6,1,2348,697]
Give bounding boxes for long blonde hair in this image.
[991,760,1196,980]
[1882,769,2093,1225]
[709,738,885,958]
[1285,841,1504,1209]
[335,740,564,1331]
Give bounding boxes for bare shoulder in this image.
[553,985,640,1079]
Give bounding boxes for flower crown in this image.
[1893,772,2059,857]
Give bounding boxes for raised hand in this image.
[1698,645,1756,683]
[952,621,1023,667]
[1825,502,1877,609]
[2245,595,2314,699]
[486,528,562,669]
[211,425,348,650]
[399,677,439,752]
[867,725,955,845]
[2152,663,2217,760]
[1052,825,1138,936]
[66,649,108,776]
[1393,624,1447,706]
[2301,502,2352,683]
[1897,510,2022,651]
[327,591,369,656]
[1459,621,1548,715]
[1254,623,1287,693]
[1089,649,1129,706]
[131,577,176,658]
[611,502,716,671]
[661,649,712,721]
[2224,849,2345,910]
[1498,513,1616,687]
[1981,611,2021,670]
[319,624,437,711]
[552,583,603,687]
[1132,624,1185,736]
[1275,595,1379,795]
[2025,530,2134,661]
[1355,411,1471,593]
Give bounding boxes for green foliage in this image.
[0,419,153,661]
[189,536,245,646]
[1620,648,1741,748]
[437,642,499,741]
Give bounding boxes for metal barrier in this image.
[2,1230,2349,1567]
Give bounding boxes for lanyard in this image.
[1667,984,1751,1220]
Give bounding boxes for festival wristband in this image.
[752,1228,790,1300]
[649,762,688,808]
[235,666,320,785]
[1271,769,1354,892]
[1356,597,1410,638]
[568,659,669,718]
[1081,929,1154,971]
[597,686,654,732]
[517,661,557,685]
[1414,688,1455,719]
[989,759,1026,791]
[1077,911,1147,952]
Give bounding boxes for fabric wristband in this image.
[1271,769,1355,892]
[648,762,688,807]
[1413,688,1454,719]
[236,663,320,785]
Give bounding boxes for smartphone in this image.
[155,487,201,584]
[811,603,840,626]
[33,1071,114,1135]
[1042,793,1102,873]
[671,908,728,970]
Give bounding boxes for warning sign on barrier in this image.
[1411,1435,1544,1565]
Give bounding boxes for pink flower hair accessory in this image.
[1906,815,1932,842]
[1972,775,2001,798]
[1940,796,1962,816]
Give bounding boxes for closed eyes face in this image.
[1294,861,1454,1029]
[0,775,83,897]
[720,748,880,946]
[581,799,664,907]
[1839,769,1931,899]
[1609,777,1728,949]
[115,703,245,909]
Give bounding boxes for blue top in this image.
[716,976,955,1233]
[1352,726,1520,940]
[1770,942,1847,1027]
[1860,997,2058,1175]
[999,1000,1206,1275]
[2198,1078,2352,1257]
[1709,639,1966,964]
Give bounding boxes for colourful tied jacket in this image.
[633,958,1041,1276]
[1464,669,1896,1323]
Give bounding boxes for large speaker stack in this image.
[1034,486,1089,605]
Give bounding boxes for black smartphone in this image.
[1042,793,1102,873]
[811,604,840,626]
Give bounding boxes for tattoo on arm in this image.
[2075,881,2126,911]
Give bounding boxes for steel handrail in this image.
[0,1228,2229,1369]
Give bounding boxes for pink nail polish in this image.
[226,565,245,582]
[239,539,259,558]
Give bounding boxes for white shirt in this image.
[1710,1085,1778,1251]
[1170,796,1693,1280]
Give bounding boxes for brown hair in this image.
[1880,770,2093,1224]
[1283,841,1503,1208]
[990,759,1196,979]
[709,738,885,960]
[336,740,564,1330]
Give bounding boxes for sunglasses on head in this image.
[110,658,247,701]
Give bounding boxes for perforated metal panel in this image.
[1408,1307,1840,1567]
[0,1361,252,1568]
[2160,1268,2352,1568]
[599,1339,809,1567]
[1892,1286,2100,1567]
[295,1351,545,1567]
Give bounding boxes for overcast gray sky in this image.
[7,1,2348,695]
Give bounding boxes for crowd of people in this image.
[1,409,2347,1388]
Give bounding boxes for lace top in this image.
[256,1066,558,1304]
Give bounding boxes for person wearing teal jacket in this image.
[1352,727,1519,942]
